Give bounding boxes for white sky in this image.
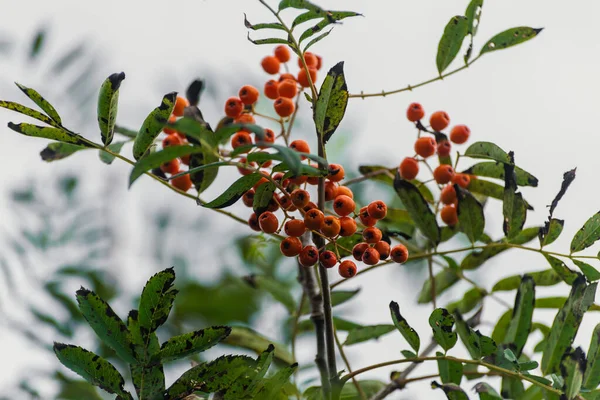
[1,1,600,398]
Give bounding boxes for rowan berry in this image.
[160,159,180,174]
[297,68,317,88]
[239,85,259,105]
[173,96,189,117]
[352,242,369,261]
[430,111,450,132]
[440,204,458,226]
[324,181,339,201]
[280,236,302,257]
[437,140,452,157]
[315,54,323,70]
[274,97,295,118]
[267,195,280,212]
[163,115,178,135]
[319,250,338,269]
[248,213,261,231]
[358,206,377,227]
[274,45,291,63]
[259,211,279,233]
[163,134,183,148]
[336,186,354,199]
[451,173,470,188]
[257,128,276,148]
[362,247,381,265]
[399,157,419,180]
[339,216,357,237]
[303,202,318,212]
[363,227,383,244]
[279,73,296,82]
[321,216,341,238]
[304,209,325,230]
[242,189,255,207]
[298,52,318,69]
[299,245,319,267]
[290,139,310,155]
[237,158,257,175]
[278,79,298,99]
[224,97,243,118]
[291,189,310,208]
[279,195,297,212]
[414,136,436,158]
[332,195,355,217]
[181,154,190,165]
[264,80,280,100]
[339,260,357,278]
[440,185,457,205]
[390,244,409,263]
[374,241,391,260]
[307,175,319,185]
[284,219,307,237]
[234,113,256,127]
[231,131,253,150]
[367,200,387,220]
[328,163,345,182]
[433,165,455,184]
[450,124,470,144]
[261,55,280,74]
[406,102,425,122]
[171,173,192,192]
[253,176,269,190]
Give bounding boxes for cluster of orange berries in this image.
[400,103,473,227]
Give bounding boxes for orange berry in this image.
[362,247,381,265]
[433,165,455,184]
[363,227,383,244]
[259,211,279,233]
[440,185,457,205]
[280,236,302,257]
[231,131,253,150]
[339,260,357,278]
[257,128,276,148]
[321,216,341,238]
[171,173,192,192]
[328,163,345,182]
[279,73,296,82]
[406,102,425,122]
[336,186,354,199]
[239,85,259,105]
[399,157,419,180]
[261,55,280,74]
[173,96,189,117]
[297,68,317,88]
[163,134,183,148]
[367,200,387,220]
[450,124,470,144]
[290,139,310,155]
[298,52,318,69]
[291,189,310,208]
[307,176,319,185]
[440,204,458,226]
[274,45,291,63]
[224,97,244,118]
[319,250,338,269]
[352,242,369,261]
[160,158,180,174]
[253,176,269,190]
[390,244,409,263]
[264,80,280,100]
[333,195,355,217]
[234,113,256,127]
[374,241,391,260]
[163,115,178,135]
[274,97,295,117]
[303,202,318,212]
[315,54,323,70]
[181,154,190,165]
[248,213,261,231]
[289,175,308,185]
[279,195,297,212]
[237,157,257,175]
[324,180,339,201]
[437,140,452,157]
[278,79,298,98]
[267,194,280,212]
[430,111,450,132]
[304,209,325,231]
[299,245,319,267]
[242,189,255,207]
[339,216,357,237]
[451,173,470,189]
[414,137,436,158]
[358,206,377,227]
[284,219,307,237]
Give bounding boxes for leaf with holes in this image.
[436,15,469,74]
[562,348,586,400]
[544,254,578,284]
[571,212,600,253]
[97,72,125,146]
[431,381,469,400]
[456,185,485,243]
[540,218,564,247]
[389,301,420,353]
[480,27,543,55]
[159,326,231,363]
[314,61,348,144]
[394,173,440,244]
[429,308,458,353]
[132,92,176,160]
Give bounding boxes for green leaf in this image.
[247,34,290,46]
[114,124,138,138]
[561,348,586,400]
[467,178,504,201]
[244,14,286,31]
[244,275,296,314]
[222,326,295,365]
[159,326,231,363]
[455,312,497,359]
[127,309,164,398]
[299,19,331,44]
[203,173,264,209]
[128,145,203,187]
[75,288,136,364]
[544,254,578,284]
[540,218,564,247]
[53,343,132,399]
[254,362,298,399]
[188,148,220,195]
[389,301,420,353]
[542,275,594,374]
[583,323,600,389]
[344,324,395,346]
[492,309,512,344]
[573,259,600,282]
[0,100,62,128]
[304,381,386,400]
[138,267,177,337]
[293,10,361,29]
[15,82,62,124]
[40,142,87,162]
[278,0,325,13]
[474,383,502,400]
[296,316,362,334]
[98,141,126,165]
[464,141,510,163]
[465,0,484,36]
[480,27,543,55]
[301,289,360,315]
[418,270,460,303]
[314,61,348,144]
[97,72,125,146]
[132,92,176,160]
[503,160,527,239]
[571,212,600,253]
[446,287,485,315]
[8,122,89,146]
[456,185,485,243]
[503,275,535,357]
[304,29,332,52]
[253,181,276,216]
[501,376,524,399]
[431,381,469,400]
[436,351,463,385]
[394,173,440,244]
[492,269,560,292]
[463,161,538,187]
[243,345,276,397]
[436,16,469,74]
[429,308,458,352]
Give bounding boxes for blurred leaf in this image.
[436,15,469,74]
[244,275,296,314]
[223,326,295,365]
[389,301,420,353]
[203,173,264,209]
[40,142,87,162]
[344,324,395,346]
[480,27,542,55]
[159,326,231,363]
[464,141,510,163]
[463,162,538,187]
[465,0,483,36]
[29,28,46,60]
[474,383,502,400]
[436,351,463,385]
[314,61,348,144]
[97,72,125,146]
[418,269,459,303]
[185,79,204,106]
[296,316,362,334]
[431,381,469,400]
[456,185,485,243]
[503,276,535,357]
[301,289,360,315]
[30,307,72,337]
[544,254,578,284]
[394,172,440,244]
[132,92,177,160]
[304,380,386,400]
[492,269,560,292]
[254,362,298,399]
[429,308,457,352]
[571,212,600,253]
[455,312,496,359]
[446,287,485,315]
